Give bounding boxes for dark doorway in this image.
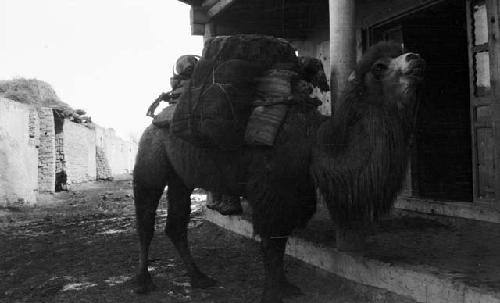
[54,116,67,192]
[373,0,473,201]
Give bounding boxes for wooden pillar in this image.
[329,0,364,252]
[329,0,356,113]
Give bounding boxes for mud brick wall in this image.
[0,98,39,205]
[38,108,56,193]
[63,121,96,183]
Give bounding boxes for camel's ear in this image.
[348,71,356,82]
[371,62,388,80]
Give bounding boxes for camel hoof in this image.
[134,281,157,294]
[191,274,217,289]
[259,291,283,303]
[280,280,303,298]
[134,273,157,294]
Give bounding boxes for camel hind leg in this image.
[165,177,217,288]
[134,181,165,293]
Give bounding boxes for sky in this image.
[0,0,203,140]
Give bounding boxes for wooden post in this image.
[190,6,209,36]
[329,0,356,113]
[329,0,364,252]
[204,22,216,40]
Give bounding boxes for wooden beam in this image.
[190,6,209,24]
[191,23,205,36]
[202,0,218,8]
[207,0,236,18]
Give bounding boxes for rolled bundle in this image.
[203,35,297,70]
[245,69,297,146]
[256,69,297,97]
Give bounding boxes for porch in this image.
[204,202,500,303]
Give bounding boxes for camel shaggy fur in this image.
[133,41,425,303]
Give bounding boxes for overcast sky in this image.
[0,0,202,140]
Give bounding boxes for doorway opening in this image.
[54,116,67,192]
[372,0,473,202]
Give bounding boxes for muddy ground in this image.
[0,177,414,303]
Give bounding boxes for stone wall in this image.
[63,121,96,184]
[96,146,112,180]
[38,108,56,192]
[0,98,39,205]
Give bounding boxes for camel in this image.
[133,41,425,303]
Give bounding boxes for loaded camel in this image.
[133,41,425,303]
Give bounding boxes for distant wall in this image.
[0,98,39,205]
[95,126,137,176]
[63,121,96,183]
[0,97,137,205]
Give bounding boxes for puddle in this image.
[104,275,132,286]
[62,282,97,291]
[98,229,127,235]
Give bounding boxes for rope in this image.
[269,235,289,239]
[253,96,294,107]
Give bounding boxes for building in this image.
[178,1,500,302]
[182,0,500,222]
[0,97,137,205]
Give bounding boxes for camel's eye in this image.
[371,62,388,79]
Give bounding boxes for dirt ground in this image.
[0,177,414,303]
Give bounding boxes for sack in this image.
[171,58,262,149]
[203,35,298,70]
[245,103,288,146]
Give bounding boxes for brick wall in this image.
[0,98,39,205]
[63,121,96,184]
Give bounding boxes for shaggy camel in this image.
[133,41,425,303]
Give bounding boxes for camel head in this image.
[312,42,426,251]
[354,41,425,111]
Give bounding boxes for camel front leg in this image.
[260,236,289,303]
